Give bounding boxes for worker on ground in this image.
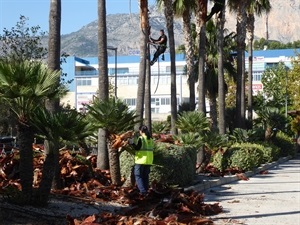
[130,125,154,196]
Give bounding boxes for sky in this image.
[0,0,156,35]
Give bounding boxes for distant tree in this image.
[260,62,288,109]
[288,54,300,110]
[0,15,47,61]
[0,16,48,135]
[228,0,250,128]
[246,0,271,127]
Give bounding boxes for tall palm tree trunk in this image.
[18,122,34,201]
[182,10,196,111]
[197,0,207,114]
[163,0,177,135]
[209,93,218,131]
[144,44,152,133]
[247,14,254,128]
[97,0,109,169]
[37,140,59,205]
[135,0,149,130]
[217,6,226,134]
[108,146,122,185]
[235,3,247,128]
[47,0,61,113]
[47,0,61,190]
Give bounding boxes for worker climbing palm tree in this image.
[149,29,168,66]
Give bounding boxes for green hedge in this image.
[229,143,264,171]
[272,132,296,157]
[211,142,265,172]
[257,141,281,163]
[120,143,197,187]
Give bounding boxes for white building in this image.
[61,49,299,120]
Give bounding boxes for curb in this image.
[184,155,293,193]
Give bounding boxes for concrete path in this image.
[203,154,300,225]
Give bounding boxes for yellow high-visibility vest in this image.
[135,134,154,165]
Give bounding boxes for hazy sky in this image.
[0,0,156,35]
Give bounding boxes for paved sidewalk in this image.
[197,154,300,225]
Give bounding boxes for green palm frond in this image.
[204,131,230,151]
[255,107,287,131]
[176,111,210,134]
[152,121,169,134]
[0,60,61,120]
[86,97,139,135]
[31,107,92,143]
[174,132,204,148]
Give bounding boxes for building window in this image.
[166,65,185,73]
[161,97,170,105]
[77,78,92,86]
[128,77,138,85]
[266,63,279,69]
[124,98,136,106]
[109,67,129,75]
[253,71,263,81]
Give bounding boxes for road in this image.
[204,153,300,225]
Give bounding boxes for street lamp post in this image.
[285,66,289,118]
[107,46,118,98]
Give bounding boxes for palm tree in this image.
[0,60,60,202]
[228,0,250,128]
[195,0,208,115]
[144,54,152,133]
[255,107,287,141]
[86,97,138,185]
[46,0,62,191]
[47,0,61,113]
[135,0,149,130]
[246,0,271,127]
[176,110,210,172]
[217,2,226,134]
[31,107,91,205]
[97,0,109,170]
[205,19,236,133]
[156,0,178,135]
[205,20,219,131]
[173,0,197,111]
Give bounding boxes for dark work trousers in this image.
[152,46,166,63]
[134,164,151,194]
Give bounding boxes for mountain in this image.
[60,0,300,57]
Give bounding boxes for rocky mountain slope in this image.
[60,0,300,57]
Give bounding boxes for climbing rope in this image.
[148,42,161,94]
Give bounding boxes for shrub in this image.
[271,131,296,157]
[120,143,197,187]
[210,149,230,172]
[258,141,281,163]
[228,143,264,171]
